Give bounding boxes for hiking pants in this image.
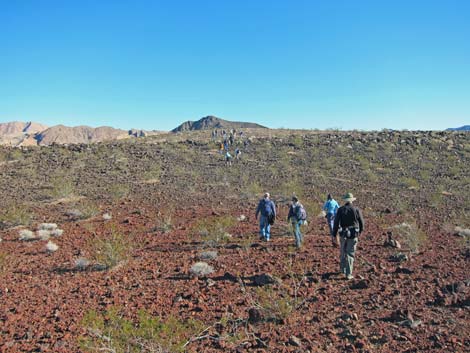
[292,220,303,248]
[259,215,271,240]
[326,213,335,236]
[340,236,358,276]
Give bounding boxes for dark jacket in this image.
[256,198,276,218]
[333,203,364,236]
[287,202,301,222]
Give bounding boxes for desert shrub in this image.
[155,211,173,234]
[391,222,427,254]
[39,223,58,231]
[253,286,296,323]
[80,308,204,353]
[45,240,59,253]
[19,229,36,241]
[190,261,214,277]
[108,184,130,201]
[400,177,420,189]
[198,250,218,261]
[102,213,112,220]
[37,229,51,240]
[0,204,32,227]
[143,165,162,183]
[193,215,235,246]
[76,200,100,220]
[88,230,131,269]
[51,177,75,199]
[74,257,90,270]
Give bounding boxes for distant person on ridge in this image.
[225,151,233,166]
[287,196,307,248]
[235,148,241,159]
[332,193,364,280]
[255,193,276,241]
[323,194,340,247]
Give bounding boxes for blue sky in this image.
[1,0,469,131]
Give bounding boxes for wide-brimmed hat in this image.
[342,192,356,202]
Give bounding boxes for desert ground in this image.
[0,129,469,352]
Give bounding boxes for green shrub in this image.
[0,204,32,227]
[391,222,427,254]
[80,308,204,353]
[253,286,297,323]
[77,200,100,220]
[89,229,132,269]
[193,215,235,246]
[51,176,75,199]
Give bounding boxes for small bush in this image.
[51,229,64,237]
[108,184,130,201]
[51,177,75,199]
[198,251,218,261]
[102,213,112,220]
[190,262,214,277]
[45,240,59,253]
[76,200,100,220]
[155,211,173,234]
[0,204,32,227]
[80,308,204,353]
[253,286,296,323]
[74,257,90,270]
[37,229,51,240]
[193,215,235,246]
[19,229,36,241]
[391,222,427,254]
[89,230,131,269]
[39,223,58,231]
[400,177,420,189]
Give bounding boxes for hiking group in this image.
[255,192,364,280]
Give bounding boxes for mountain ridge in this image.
[171,115,267,132]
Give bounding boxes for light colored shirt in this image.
[323,199,339,215]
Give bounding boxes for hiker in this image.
[323,194,340,246]
[332,193,364,280]
[235,148,241,159]
[224,140,229,151]
[255,192,276,241]
[225,151,233,166]
[287,196,307,248]
[219,142,224,154]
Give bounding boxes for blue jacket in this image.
[323,199,339,215]
[256,198,276,218]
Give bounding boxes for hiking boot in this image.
[346,274,354,280]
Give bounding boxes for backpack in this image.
[263,199,273,217]
[298,204,307,221]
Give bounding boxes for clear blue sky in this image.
[1,0,469,131]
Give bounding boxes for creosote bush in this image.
[0,204,32,227]
[80,308,204,353]
[253,286,297,323]
[88,229,132,269]
[391,222,427,254]
[193,215,235,246]
[190,261,214,277]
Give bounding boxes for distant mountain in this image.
[446,125,470,131]
[0,121,163,146]
[0,121,49,146]
[172,115,267,132]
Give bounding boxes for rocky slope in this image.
[447,125,470,131]
[0,121,48,146]
[172,115,267,132]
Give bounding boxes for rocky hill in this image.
[172,115,267,132]
[447,125,470,131]
[0,121,162,146]
[0,121,48,145]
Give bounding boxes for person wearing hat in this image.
[255,192,276,241]
[323,193,340,247]
[332,192,364,279]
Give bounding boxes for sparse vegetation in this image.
[391,222,427,254]
[88,229,132,269]
[194,215,235,247]
[80,308,204,353]
[19,229,36,241]
[0,204,32,227]
[190,261,214,277]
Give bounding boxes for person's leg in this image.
[345,238,358,277]
[259,216,266,240]
[327,213,333,235]
[298,220,303,244]
[340,236,347,274]
[294,221,301,247]
[265,219,271,241]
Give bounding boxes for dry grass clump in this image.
[0,204,32,227]
[198,250,218,261]
[74,257,90,270]
[190,262,214,277]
